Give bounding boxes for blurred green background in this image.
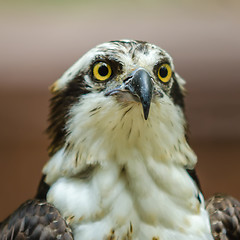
[0,0,240,221]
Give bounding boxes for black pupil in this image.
[160,66,168,78]
[98,64,109,76]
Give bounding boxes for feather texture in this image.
[0,200,73,240]
[206,194,240,240]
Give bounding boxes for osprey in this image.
[0,40,240,240]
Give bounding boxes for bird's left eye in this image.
[157,64,172,83]
[93,62,112,81]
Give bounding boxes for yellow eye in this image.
[93,62,112,81]
[157,64,172,83]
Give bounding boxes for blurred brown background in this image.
[0,0,239,221]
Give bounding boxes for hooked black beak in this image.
[125,68,153,120]
[105,68,154,120]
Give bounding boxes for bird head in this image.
[45,40,196,178]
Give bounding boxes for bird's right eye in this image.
[93,62,112,81]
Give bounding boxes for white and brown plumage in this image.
[0,40,239,240]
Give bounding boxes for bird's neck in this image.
[44,98,197,182]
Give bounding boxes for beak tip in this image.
[142,103,150,120]
[144,114,149,120]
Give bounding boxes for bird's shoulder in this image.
[206,194,240,240]
[0,199,73,240]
